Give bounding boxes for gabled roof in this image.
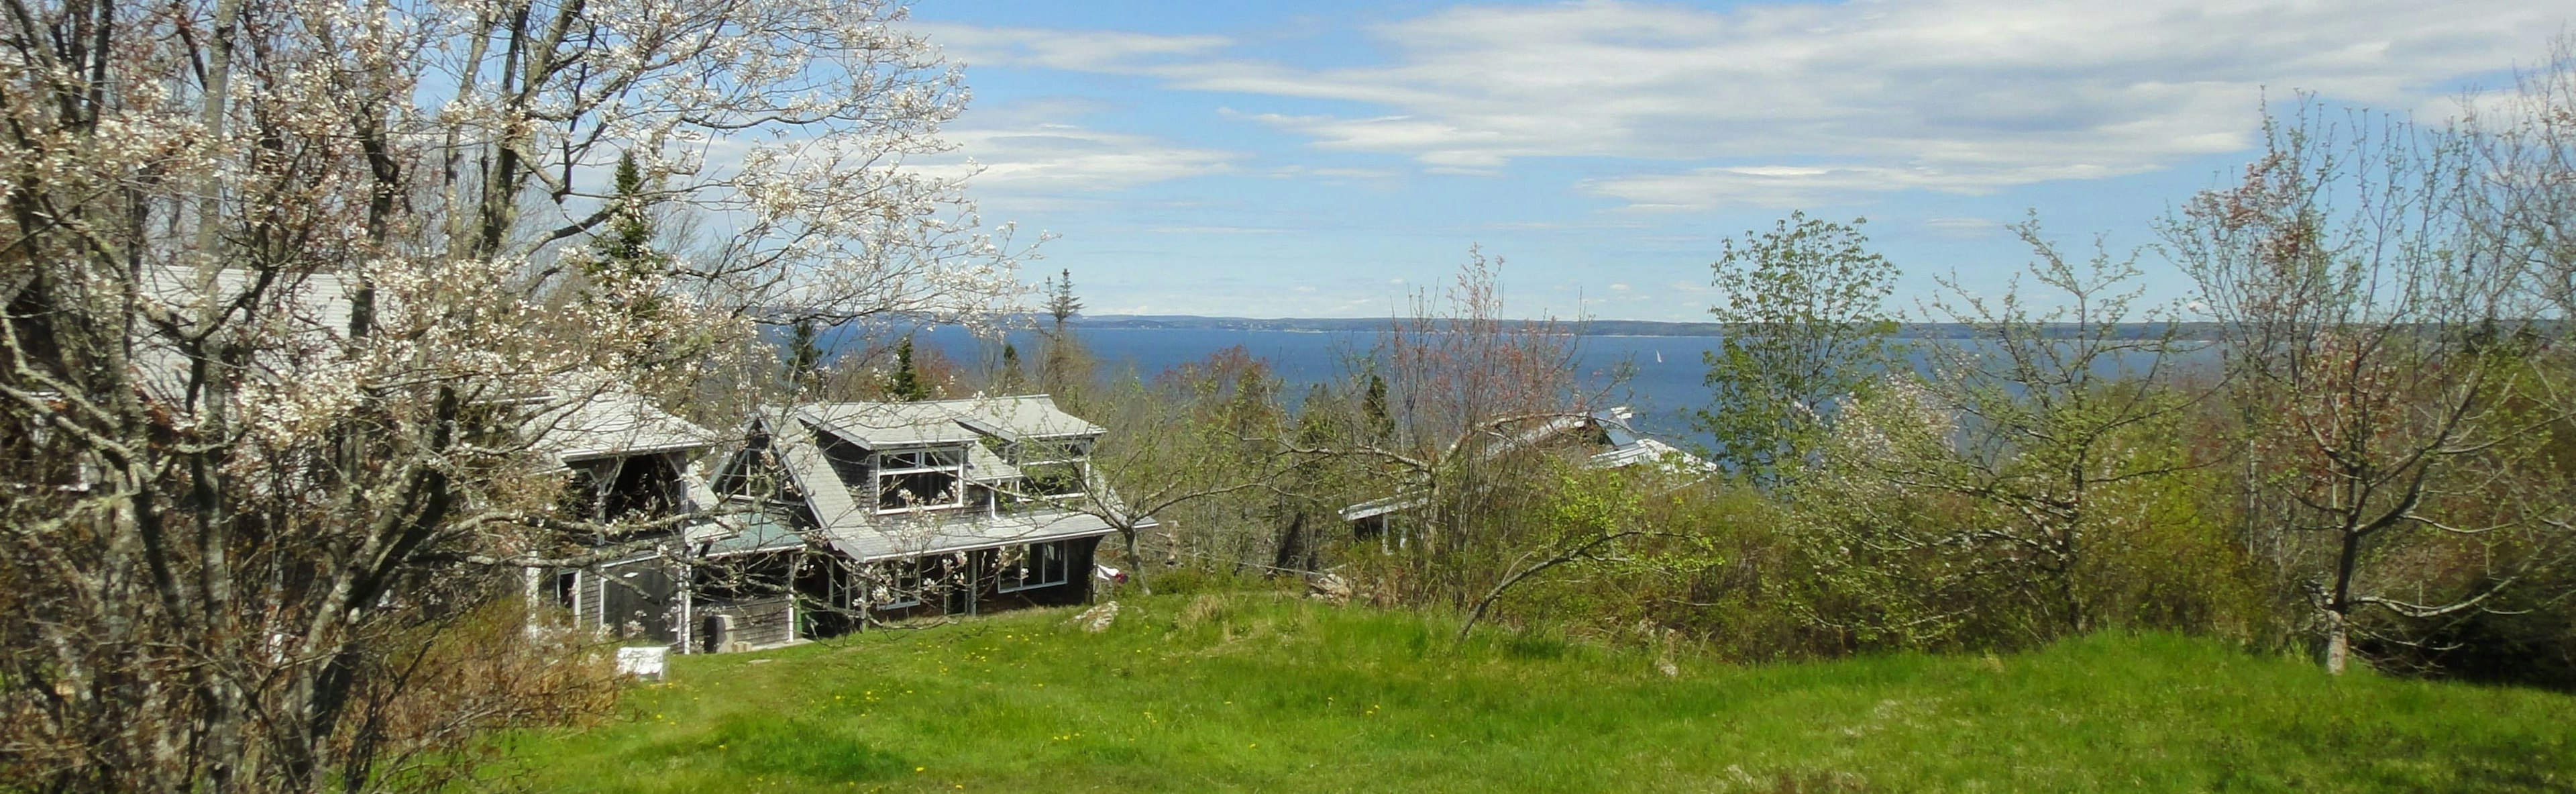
[763,419,872,532]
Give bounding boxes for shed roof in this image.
[941,395,1105,442]
[790,395,1102,450]
[820,508,1126,562]
[529,387,720,464]
[796,402,987,449]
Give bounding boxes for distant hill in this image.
[1077,315,2226,340]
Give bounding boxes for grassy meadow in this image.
[488,591,2575,793]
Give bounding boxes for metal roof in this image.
[129,266,358,403]
[733,395,1127,562]
[528,387,720,464]
[702,509,809,556]
[796,402,987,449]
[790,395,1103,450]
[820,508,1127,562]
[939,395,1106,442]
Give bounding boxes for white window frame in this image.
[873,446,965,513]
[996,540,1071,593]
[874,558,924,609]
[1012,437,1093,499]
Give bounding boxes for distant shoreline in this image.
[1077,315,2227,340]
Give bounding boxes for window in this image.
[996,541,1070,593]
[1013,438,1091,498]
[550,571,580,611]
[874,447,964,512]
[872,558,924,609]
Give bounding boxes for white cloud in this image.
[1922,216,2004,238]
[937,121,1242,194]
[925,0,2575,206]
[915,23,1231,72]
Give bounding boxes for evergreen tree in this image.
[997,341,1026,393]
[784,318,824,392]
[1044,268,1083,332]
[887,334,931,401]
[592,152,657,275]
[1362,370,1393,443]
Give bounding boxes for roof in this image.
[942,395,1106,441]
[793,395,1102,450]
[765,418,873,533]
[1588,437,1717,475]
[819,508,1128,562]
[729,395,1130,561]
[529,388,720,464]
[703,509,809,556]
[129,266,358,403]
[796,402,987,449]
[1337,405,1714,521]
[964,442,1022,483]
[1340,492,1428,523]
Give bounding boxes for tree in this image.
[786,318,827,393]
[1039,268,1093,397]
[0,0,1022,789]
[886,334,931,401]
[1281,249,1616,611]
[1069,351,1289,589]
[1819,221,2212,639]
[1044,268,1085,332]
[2165,97,2576,674]
[1693,212,1902,487]
[996,341,1028,393]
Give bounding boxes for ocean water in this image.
[910,326,1723,448]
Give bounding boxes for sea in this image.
[908,326,1723,448]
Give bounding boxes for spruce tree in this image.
[886,334,931,401]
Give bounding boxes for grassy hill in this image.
[490,592,2575,792]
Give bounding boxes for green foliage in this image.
[590,152,661,279]
[1694,212,1901,487]
[885,335,930,401]
[782,319,822,391]
[1044,268,1083,330]
[995,342,1026,393]
[493,595,2576,792]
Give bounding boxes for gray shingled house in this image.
[117,266,732,651]
[522,386,730,650]
[684,395,1135,651]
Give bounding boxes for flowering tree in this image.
[0,0,1023,789]
[2165,96,2575,675]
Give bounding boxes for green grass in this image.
[489,592,2576,792]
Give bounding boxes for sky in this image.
[900,0,2576,322]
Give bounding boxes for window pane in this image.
[878,470,958,509]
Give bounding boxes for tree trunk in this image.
[2322,607,2351,675]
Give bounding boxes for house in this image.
[677,395,1137,652]
[1339,406,1713,538]
[522,385,730,650]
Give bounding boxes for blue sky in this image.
[902,0,2574,321]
